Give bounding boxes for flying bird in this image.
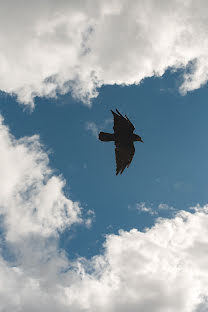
[99,109,143,175]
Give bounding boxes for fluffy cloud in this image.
[1,203,208,311]
[0,121,208,312]
[1,111,208,310]
[0,0,208,107]
[2,116,208,311]
[0,115,82,241]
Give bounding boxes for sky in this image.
[1,1,208,311]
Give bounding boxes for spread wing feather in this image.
[111,109,135,134]
[115,142,135,175]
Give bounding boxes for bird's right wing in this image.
[111,109,135,134]
[115,142,135,175]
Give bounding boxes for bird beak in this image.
[140,139,144,143]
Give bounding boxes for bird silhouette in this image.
[99,109,143,175]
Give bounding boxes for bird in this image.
[99,109,143,175]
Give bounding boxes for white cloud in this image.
[1,203,208,311]
[86,119,113,138]
[85,122,100,137]
[135,202,157,215]
[131,202,176,215]
[1,0,208,107]
[0,122,207,312]
[0,115,82,241]
[158,203,175,211]
[85,209,96,228]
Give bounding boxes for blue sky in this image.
[2,1,208,311]
[2,69,208,261]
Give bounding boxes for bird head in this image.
[134,134,143,143]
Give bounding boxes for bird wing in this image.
[111,109,135,134]
[115,142,135,175]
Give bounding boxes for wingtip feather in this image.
[116,109,122,116]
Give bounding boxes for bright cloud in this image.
[0,119,207,312]
[0,0,208,107]
[0,115,82,241]
[1,199,208,310]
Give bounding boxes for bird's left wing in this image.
[115,142,135,175]
[111,109,135,134]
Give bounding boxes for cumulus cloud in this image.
[0,120,207,312]
[2,201,208,311]
[1,119,207,312]
[1,0,208,107]
[0,115,82,241]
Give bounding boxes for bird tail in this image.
[99,132,115,142]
